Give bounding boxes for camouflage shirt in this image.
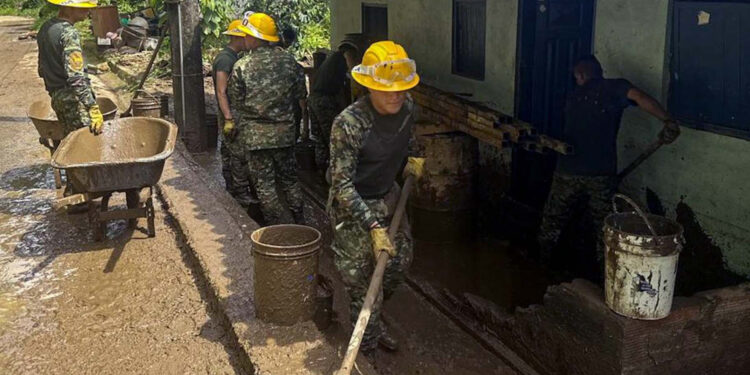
[37,18,96,108]
[228,45,306,150]
[329,94,418,230]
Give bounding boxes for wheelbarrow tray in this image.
[51,117,177,193]
[28,97,119,141]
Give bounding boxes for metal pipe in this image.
[177,2,186,127]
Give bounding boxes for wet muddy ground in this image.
[0,17,243,374]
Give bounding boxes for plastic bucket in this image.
[96,96,118,121]
[251,224,321,325]
[131,91,160,118]
[604,194,684,320]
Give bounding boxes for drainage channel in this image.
[157,190,255,375]
[298,178,537,375]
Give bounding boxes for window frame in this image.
[668,0,750,141]
[361,3,388,42]
[451,0,487,81]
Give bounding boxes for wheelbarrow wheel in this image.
[126,189,140,229]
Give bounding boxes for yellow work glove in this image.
[223,119,236,139]
[88,105,104,135]
[403,157,425,178]
[370,226,396,259]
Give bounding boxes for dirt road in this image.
[0,16,243,375]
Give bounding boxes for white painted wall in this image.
[331,0,750,276]
[330,0,518,115]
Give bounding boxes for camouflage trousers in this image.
[308,93,342,173]
[221,134,256,208]
[50,88,91,136]
[329,183,413,352]
[538,173,617,265]
[245,147,303,225]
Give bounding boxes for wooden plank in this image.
[406,275,541,375]
[538,135,574,155]
[415,122,457,136]
[498,123,521,142]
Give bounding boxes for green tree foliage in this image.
[243,0,331,58]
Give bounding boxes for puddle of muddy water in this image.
[410,207,552,311]
[0,162,58,330]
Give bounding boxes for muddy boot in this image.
[377,330,398,352]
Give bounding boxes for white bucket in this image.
[603,195,684,320]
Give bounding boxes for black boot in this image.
[377,330,398,352]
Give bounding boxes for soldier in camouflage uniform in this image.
[328,41,423,354]
[213,20,256,208]
[37,0,104,136]
[308,35,364,175]
[228,12,306,225]
[538,55,680,271]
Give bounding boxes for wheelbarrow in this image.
[27,96,119,190]
[51,117,178,241]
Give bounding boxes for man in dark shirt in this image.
[308,34,365,177]
[213,20,254,208]
[538,55,680,268]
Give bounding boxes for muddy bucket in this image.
[251,224,321,325]
[131,91,161,118]
[97,96,118,121]
[604,194,684,320]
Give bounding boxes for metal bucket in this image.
[410,130,477,242]
[251,224,321,325]
[97,96,118,121]
[604,194,684,320]
[131,91,160,118]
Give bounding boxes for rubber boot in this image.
[377,330,398,352]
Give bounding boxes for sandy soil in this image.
[0,16,244,375]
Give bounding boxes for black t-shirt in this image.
[557,78,634,176]
[212,47,239,121]
[311,50,348,96]
[212,47,239,95]
[354,97,413,199]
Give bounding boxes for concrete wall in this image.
[596,0,750,277]
[331,0,750,278]
[330,0,518,115]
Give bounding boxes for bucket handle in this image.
[612,193,658,237]
[134,89,158,103]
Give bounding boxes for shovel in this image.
[335,175,415,375]
[121,28,168,117]
[616,138,663,183]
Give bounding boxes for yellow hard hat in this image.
[47,0,97,8]
[238,11,280,43]
[223,20,246,37]
[351,41,419,92]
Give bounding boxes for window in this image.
[362,4,388,42]
[452,0,486,80]
[669,1,750,139]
